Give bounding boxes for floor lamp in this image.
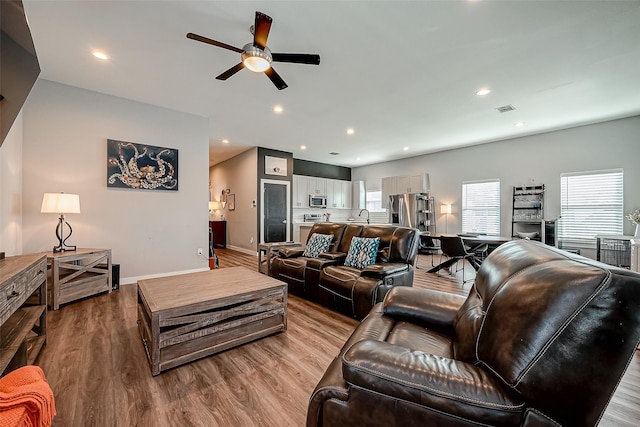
[441,204,452,234]
[41,192,81,253]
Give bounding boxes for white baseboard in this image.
[120,267,210,286]
[119,247,258,286]
[224,245,258,256]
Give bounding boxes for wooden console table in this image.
[209,220,227,248]
[0,253,48,376]
[46,248,112,310]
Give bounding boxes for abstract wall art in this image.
[107,139,178,191]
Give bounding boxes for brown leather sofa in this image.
[270,222,419,319]
[307,240,640,427]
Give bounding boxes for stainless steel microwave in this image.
[309,194,327,208]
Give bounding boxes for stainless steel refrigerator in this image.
[388,193,433,232]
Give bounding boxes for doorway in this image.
[261,179,290,243]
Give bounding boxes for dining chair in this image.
[418,233,440,267]
[437,235,480,283]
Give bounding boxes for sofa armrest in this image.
[307,256,342,270]
[382,287,466,332]
[319,251,347,262]
[342,340,524,422]
[360,262,407,278]
[278,246,305,258]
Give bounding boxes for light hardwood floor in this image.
[37,249,639,426]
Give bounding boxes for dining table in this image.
[425,233,513,273]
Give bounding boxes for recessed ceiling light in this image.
[403,147,409,151]
[92,51,108,60]
[346,128,355,135]
[515,121,525,127]
[476,88,491,96]
[221,139,229,144]
[273,105,283,113]
[300,145,306,150]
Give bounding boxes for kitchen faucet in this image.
[359,209,370,224]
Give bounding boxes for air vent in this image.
[329,152,340,155]
[495,104,516,113]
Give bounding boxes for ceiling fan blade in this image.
[264,67,288,90]
[187,32,243,54]
[216,63,245,80]
[272,53,321,65]
[253,11,273,49]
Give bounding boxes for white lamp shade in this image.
[41,193,81,214]
[243,55,271,72]
[440,204,452,214]
[209,201,221,211]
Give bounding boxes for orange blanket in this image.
[0,366,55,427]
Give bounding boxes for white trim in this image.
[121,267,210,285]
[260,179,291,243]
[225,244,259,256]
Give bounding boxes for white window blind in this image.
[366,191,384,212]
[560,169,623,245]
[462,180,500,235]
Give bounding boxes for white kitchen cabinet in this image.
[327,179,352,209]
[294,175,352,209]
[381,176,397,206]
[293,175,310,208]
[397,174,429,193]
[342,181,352,209]
[352,181,365,210]
[308,177,327,195]
[396,175,411,194]
[327,179,341,208]
[382,173,429,199]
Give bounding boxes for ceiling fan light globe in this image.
[241,43,272,72]
[243,56,271,72]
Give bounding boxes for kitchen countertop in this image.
[298,221,381,227]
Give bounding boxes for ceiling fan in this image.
[186,11,320,90]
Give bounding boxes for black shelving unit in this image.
[416,194,436,234]
[512,185,544,241]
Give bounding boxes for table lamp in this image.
[209,200,221,219]
[41,192,81,253]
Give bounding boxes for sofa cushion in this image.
[344,237,380,269]
[303,233,333,258]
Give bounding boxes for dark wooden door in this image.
[264,183,287,243]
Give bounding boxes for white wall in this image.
[0,111,24,256]
[22,80,210,283]
[209,148,258,252]
[352,116,640,253]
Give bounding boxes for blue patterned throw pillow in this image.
[344,237,380,269]
[302,233,333,258]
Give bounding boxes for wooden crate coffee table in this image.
[137,267,287,376]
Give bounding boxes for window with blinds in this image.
[462,180,500,235]
[366,191,384,212]
[559,169,623,245]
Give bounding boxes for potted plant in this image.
[626,209,640,237]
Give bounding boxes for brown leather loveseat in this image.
[307,240,640,426]
[270,222,419,319]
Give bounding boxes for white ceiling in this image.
[23,1,640,168]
